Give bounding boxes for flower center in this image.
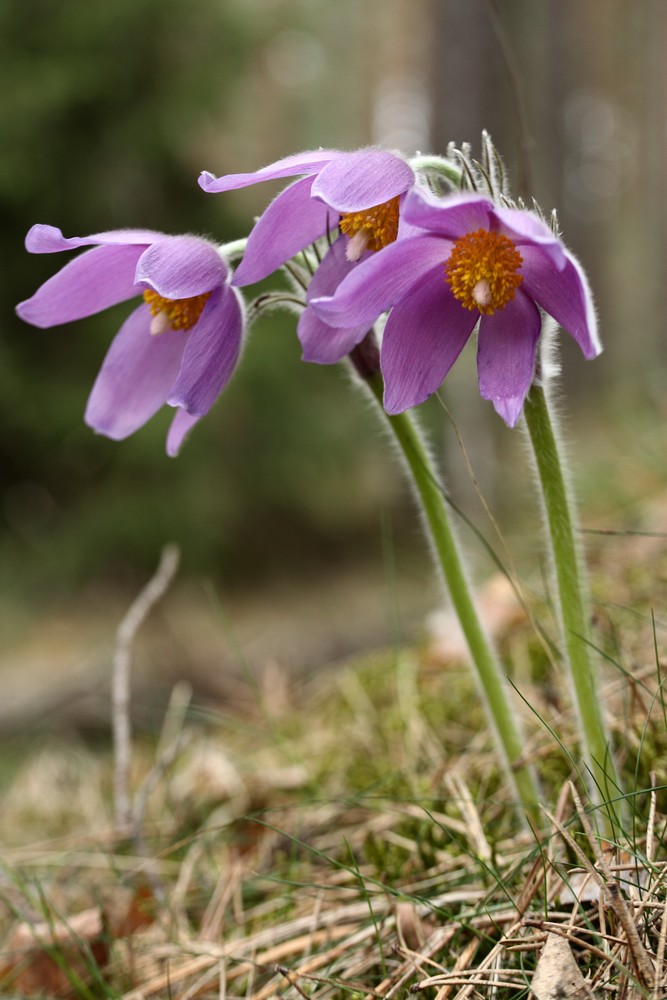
[339,196,401,262]
[444,229,523,315]
[142,288,211,334]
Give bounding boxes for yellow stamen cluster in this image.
[143,288,212,333]
[339,196,401,260]
[444,228,523,315]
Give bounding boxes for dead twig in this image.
[569,782,656,988]
[113,543,180,830]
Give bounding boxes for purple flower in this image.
[313,189,600,426]
[16,225,244,455]
[199,148,416,362]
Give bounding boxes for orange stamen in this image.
[444,229,523,315]
[143,289,212,333]
[339,196,401,261]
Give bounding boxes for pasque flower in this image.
[199,148,416,362]
[16,225,244,455]
[313,188,600,425]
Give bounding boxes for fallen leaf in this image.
[0,885,156,997]
[531,932,592,1000]
[426,573,524,665]
[104,882,156,938]
[0,907,108,998]
[395,901,425,951]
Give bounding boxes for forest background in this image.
[2,0,666,693]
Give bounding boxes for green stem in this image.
[409,154,463,186]
[219,237,247,262]
[363,370,540,827]
[523,381,624,825]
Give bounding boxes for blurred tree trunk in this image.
[427,0,667,406]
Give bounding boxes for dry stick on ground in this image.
[131,681,193,833]
[569,781,656,988]
[543,795,656,992]
[112,543,180,830]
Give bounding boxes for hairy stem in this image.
[523,381,624,826]
[355,349,540,825]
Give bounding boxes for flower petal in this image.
[312,149,414,211]
[167,409,202,457]
[167,287,243,415]
[402,189,495,238]
[298,239,370,363]
[198,149,337,193]
[136,235,227,298]
[16,244,145,328]
[494,206,565,268]
[476,291,541,426]
[312,235,448,329]
[382,269,478,413]
[85,303,187,439]
[25,224,162,253]
[233,176,335,286]
[520,244,600,358]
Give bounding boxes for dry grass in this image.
[1,509,667,998]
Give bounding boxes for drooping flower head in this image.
[199,148,416,362]
[16,226,244,455]
[313,189,600,425]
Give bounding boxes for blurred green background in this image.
[2,0,666,645]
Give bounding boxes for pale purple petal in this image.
[16,244,145,328]
[402,189,494,238]
[167,409,202,457]
[520,244,600,358]
[233,176,335,286]
[25,224,162,254]
[492,396,525,427]
[397,211,428,241]
[199,149,337,193]
[312,235,448,329]
[85,303,187,439]
[298,239,370,363]
[136,235,227,298]
[382,270,478,413]
[312,149,414,211]
[167,287,243,414]
[476,291,541,426]
[494,206,565,268]
[298,309,369,364]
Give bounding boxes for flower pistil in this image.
[444,229,523,315]
[143,288,212,335]
[339,196,401,262]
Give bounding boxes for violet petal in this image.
[298,307,369,364]
[495,206,566,268]
[382,269,478,413]
[136,235,226,298]
[233,176,335,286]
[520,244,600,358]
[16,244,146,328]
[476,291,541,426]
[199,149,337,193]
[312,149,414,211]
[25,224,162,254]
[167,409,202,457]
[85,303,187,439]
[402,189,494,238]
[312,235,448,329]
[167,287,243,414]
[299,240,369,362]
